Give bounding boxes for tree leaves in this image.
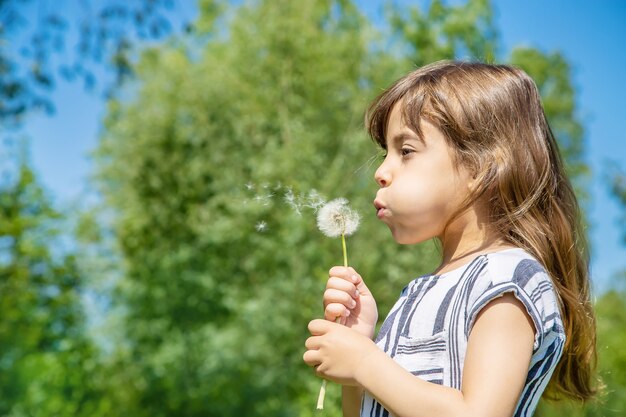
[0,158,107,416]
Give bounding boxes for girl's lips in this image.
[373,200,387,219]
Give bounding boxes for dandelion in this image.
[315,198,360,410]
[317,198,359,237]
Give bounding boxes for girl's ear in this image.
[467,166,479,191]
[468,178,478,196]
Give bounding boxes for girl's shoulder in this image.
[470,247,564,351]
[475,247,557,309]
[483,247,550,286]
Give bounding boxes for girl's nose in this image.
[375,163,391,187]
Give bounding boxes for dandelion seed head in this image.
[316,198,360,238]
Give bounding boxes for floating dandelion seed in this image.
[315,197,360,410]
[306,189,326,211]
[263,193,274,206]
[284,187,295,205]
[253,193,274,206]
[283,187,303,215]
[243,182,338,231]
[255,221,268,232]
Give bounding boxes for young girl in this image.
[303,61,597,417]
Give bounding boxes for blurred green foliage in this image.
[0,0,624,415]
[0,158,110,415]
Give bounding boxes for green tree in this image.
[590,168,626,415]
[0,0,193,125]
[0,152,108,416]
[389,0,498,66]
[593,287,626,416]
[611,169,626,248]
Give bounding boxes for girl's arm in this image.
[306,292,535,417]
[342,386,363,417]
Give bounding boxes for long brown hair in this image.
[366,61,598,401]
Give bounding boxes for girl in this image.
[303,61,598,417]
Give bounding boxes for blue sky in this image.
[21,0,626,292]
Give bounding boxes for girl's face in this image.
[373,103,473,244]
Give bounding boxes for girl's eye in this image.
[401,148,414,157]
[380,151,388,160]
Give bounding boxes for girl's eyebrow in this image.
[387,131,425,148]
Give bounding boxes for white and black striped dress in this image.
[361,248,565,417]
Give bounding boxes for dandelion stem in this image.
[317,380,328,410]
[317,233,349,410]
[315,199,359,411]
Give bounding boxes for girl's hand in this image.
[324,266,378,340]
[303,319,382,386]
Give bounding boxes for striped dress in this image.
[361,248,565,417]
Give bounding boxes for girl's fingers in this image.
[326,276,359,298]
[302,348,321,367]
[342,267,373,298]
[329,266,362,285]
[308,318,330,335]
[324,288,357,309]
[325,302,350,321]
[328,267,367,296]
[305,335,321,349]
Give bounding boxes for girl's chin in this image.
[389,226,437,245]
[390,230,427,245]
